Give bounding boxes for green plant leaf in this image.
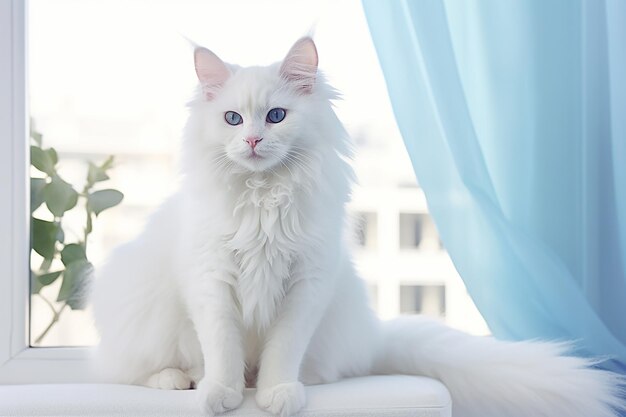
[87,162,110,186]
[31,218,60,260]
[47,148,58,165]
[88,189,124,216]
[43,175,79,217]
[30,146,55,175]
[100,155,115,171]
[61,244,86,266]
[39,270,63,285]
[31,178,47,213]
[31,130,43,147]
[31,272,42,294]
[57,259,93,309]
[85,212,93,234]
[56,226,65,244]
[31,270,63,294]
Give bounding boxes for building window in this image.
[353,211,378,250]
[399,213,440,251]
[400,284,446,317]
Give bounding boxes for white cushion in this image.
[0,375,451,416]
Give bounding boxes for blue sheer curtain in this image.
[362,0,626,373]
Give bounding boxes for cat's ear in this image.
[280,37,318,94]
[194,47,231,100]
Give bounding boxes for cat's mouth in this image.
[239,150,271,170]
[229,147,283,173]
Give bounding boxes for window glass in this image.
[29,0,489,346]
[354,212,378,250]
[399,213,441,250]
[400,285,446,317]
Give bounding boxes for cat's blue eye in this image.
[224,111,243,126]
[266,108,286,124]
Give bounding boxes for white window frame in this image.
[0,0,94,384]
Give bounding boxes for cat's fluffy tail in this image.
[373,315,625,417]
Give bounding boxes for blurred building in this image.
[348,128,489,335]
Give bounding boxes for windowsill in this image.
[0,375,452,416]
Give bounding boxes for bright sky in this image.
[29,0,405,164]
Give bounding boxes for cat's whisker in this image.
[286,149,316,167]
[284,153,315,178]
[209,154,228,168]
[210,153,237,176]
[286,152,311,164]
[286,151,313,165]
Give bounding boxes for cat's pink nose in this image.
[245,136,263,149]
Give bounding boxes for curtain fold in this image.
[362,0,626,373]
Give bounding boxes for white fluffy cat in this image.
[92,37,624,417]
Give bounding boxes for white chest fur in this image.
[226,175,304,329]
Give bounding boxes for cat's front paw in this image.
[256,381,306,417]
[146,368,193,390]
[196,379,244,416]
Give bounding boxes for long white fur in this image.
[91,37,625,417]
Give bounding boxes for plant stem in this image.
[83,212,90,252]
[39,257,53,273]
[37,292,56,315]
[81,185,92,252]
[33,295,67,345]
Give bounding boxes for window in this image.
[0,0,86,384]
[353,211,378,250]
[399,213,424,249]
[400,285,446,317]
[1,0,489,384]
[399,213,440,251]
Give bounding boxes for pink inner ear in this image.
[194,47,230,98]
[280,37,319,93]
